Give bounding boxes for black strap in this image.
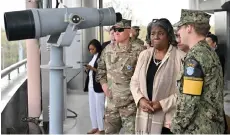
[224,112,228,134]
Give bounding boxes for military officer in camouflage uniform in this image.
[96,19,144,134]
[171,9,225,134]
[130,26,145,47]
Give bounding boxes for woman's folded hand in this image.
[150,101,162,112]
[139,98,154,113]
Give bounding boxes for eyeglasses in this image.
[151,18,174,33]
[114,28,130,32]
[152,18,170,23]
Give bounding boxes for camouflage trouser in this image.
[104,99,136,134]
[105,79,113,108]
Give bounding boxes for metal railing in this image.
[1,59,27,80]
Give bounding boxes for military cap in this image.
[131,26,140,30]
[174,9,211,27]
[114,19,131,28]
[173,24,179,32]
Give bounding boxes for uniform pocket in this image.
[121,56,137,77]
[112,84,134,107]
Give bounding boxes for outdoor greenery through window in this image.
[1,29,27,70]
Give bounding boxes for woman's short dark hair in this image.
[207,33,218,44]
[88,39,102,53]
[149,18,177,46]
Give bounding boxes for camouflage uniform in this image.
[130,26,145,48]
[171,9,225,134]
[130,38,144,46]
[96,20,144,134]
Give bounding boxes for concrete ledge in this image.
[1,70,27,113]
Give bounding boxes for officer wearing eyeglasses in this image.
[96,19,144,134]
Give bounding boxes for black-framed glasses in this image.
[114,28,130,32]
[152,18,170,23]
[151,18,174,33]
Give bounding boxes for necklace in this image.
[153,51,162,66]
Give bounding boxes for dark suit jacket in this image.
[102,41,111,50]
[215,45,226,76]
[84,53,103,93]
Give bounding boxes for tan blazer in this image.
[130,45,185,129]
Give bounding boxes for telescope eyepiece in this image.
[71,15,81,24]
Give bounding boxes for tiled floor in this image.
[63,89,124,134]
[64,90,91,134]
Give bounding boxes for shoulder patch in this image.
[184,58,204,78]
[183,57,204,96]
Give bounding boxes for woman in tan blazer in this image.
[130,18,185,134]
